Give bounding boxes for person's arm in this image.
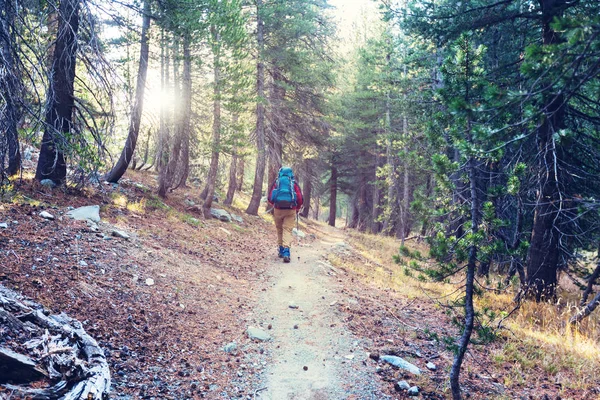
[294,182,303,210]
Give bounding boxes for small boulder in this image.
[292,228,306,238]
[67,205,101,223]
[0,223,8,229]
[145,278,155,286]
[426,361,437,371]
[381,355,421,375]
[40,179,56,188]
[210,208,232,222]
[231,214,244,224]
[112,229,130,240]
[247,327,271,341]
[223,342,237,353]
[395,380,411,391]
[39,211,55,220]
[408,386,419,396]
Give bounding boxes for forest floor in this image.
[1,171,598,399]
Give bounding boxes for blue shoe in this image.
[278,246,284,258]
[282,247,290,263]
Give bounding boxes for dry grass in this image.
[341,229,600,393]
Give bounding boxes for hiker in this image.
[267,166,304,263]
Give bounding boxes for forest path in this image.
[255,225,385,400]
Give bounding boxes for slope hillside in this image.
[1,173,598,399]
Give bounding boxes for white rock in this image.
[408,386,419,396]
[381,355,421,375]
[66,205,101,223]
[112,230,130,240]
[40,179,56,188]
[0,223,8,229]
[426,361,437,371]
[247,327,271,341]
[79,260,88,267]
[292,228,306,238]
[145,278,155,286]
[39,211,55,220]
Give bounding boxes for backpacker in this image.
[272,167,297,209]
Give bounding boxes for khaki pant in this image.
[273,208,296,248]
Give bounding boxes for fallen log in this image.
[0,285,111,399]
[0,347,46,383]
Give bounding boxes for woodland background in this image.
[2,0,600,398]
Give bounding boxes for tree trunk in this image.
[328,165,338,227]
[580,244,600,306]
[224,115,240,207]
[35,0,79,185]
[246,0,266,216]
[155,29,170,172]
[526,0,565,301]
[267,66,284,189]
[176,37,192,190]
[399,117,411,244]
[202,29,221,217]
[300,161,312,218]
[0,0,21,177]
[371,154,382,234]
[105,0,151,183]
[450,155,479,400]
[158,37,182,198]
[136,129,152,170]
[236,157,245,191]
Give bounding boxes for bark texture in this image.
[246,0,267,215]
[105,0,151,183]
[35,0,80,185]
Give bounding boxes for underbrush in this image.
[341,229,600,393]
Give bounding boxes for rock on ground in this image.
[381,355,421,375]
[39,211,54,220]
[246,327,271,341]
[67,205,101,223]
[210,208,232,222]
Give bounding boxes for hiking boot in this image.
[282,247,291,263]
[278,246,284,258]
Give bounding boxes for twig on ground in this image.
[253,386,267,399]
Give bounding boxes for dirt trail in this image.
[256,226,386,400]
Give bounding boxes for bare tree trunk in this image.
[106,0,151,183]
[449,158,478,400]
[0,0,22,177]
[570,291,600,325]
[328,165,337,227]
[300,160,312,218]
[136,129,152,170]
[267,66,284,188]
[202,29,221,217]
[579,244,600,306]
[526,0,565,301]
[236,157,245,191]
[158,37,182,198]
[155,29,169,172]
[175,37,192,190]
[399,117,411,244]
[224,114,240,206]
[35,0,79,185]
[246,0,266,215]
